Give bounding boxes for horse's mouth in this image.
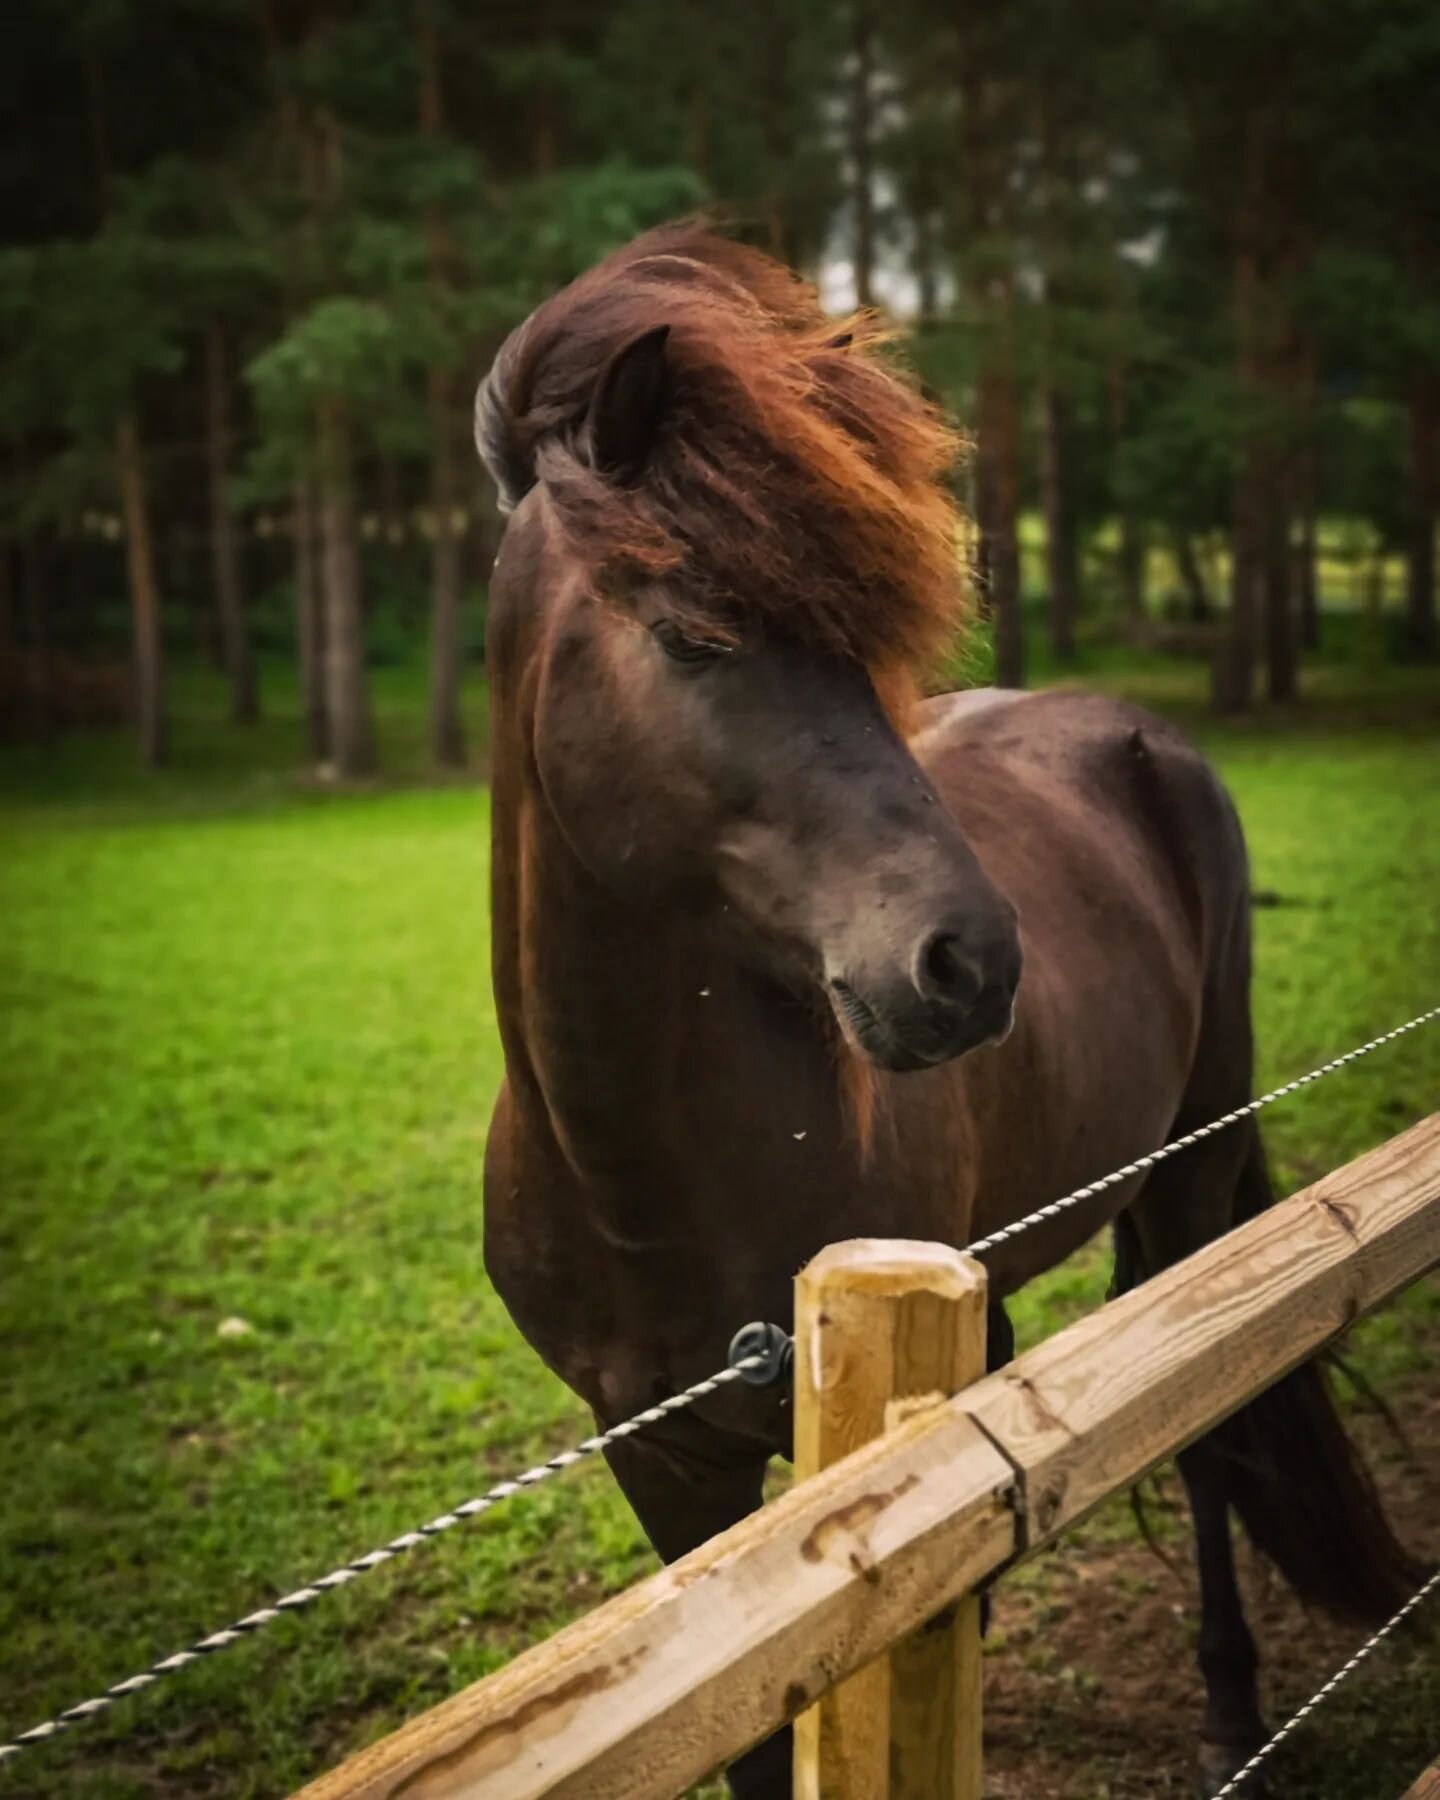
[829,977,1013,1072]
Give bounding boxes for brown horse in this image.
[474,225,1416,1798]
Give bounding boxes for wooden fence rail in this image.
[295,1112,1440,1800]
[1404,1755,1440,1799]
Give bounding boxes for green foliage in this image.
[248,300,412,457]
[2,232,183,442]
[5,0,1438,696]
[0,223,188,538]
[1325,399,1411,550]
[492,161,708,293]
[593,0,843,262]
[1115,369,1242,535]
[236,152,703,499]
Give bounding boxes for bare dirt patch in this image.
[980,1352,1440,1799]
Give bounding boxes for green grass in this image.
[0,662,492,824]
[1,648,1438,1799]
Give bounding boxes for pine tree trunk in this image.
[418,4,467,768]
[21,533,51,732]
[115,410,166,766]
[1107,361,1144,622]
[914,209,938,325]
[84,35,166,759]
[1216,448,1261,714]
[23,533,48,659]
[1406,371,1438,662]
[293,478,328,762]
[981,318,1024,687]
[428,369,466,767]
[194,556,225,667]
[1214,213,1263,714]
[0,539,13,652]
[756,1,802,267]
[850,2,875,309]
[1174,529,1212,622]
[265,5,324,761]
[316,393,375,776]
[1261,457,1296,702]
[1119,517,1145,623]
[687,88,711,184]
[1296,495,1319,651]
[1042,384,1079,661]
[1292,340,1320,651]
[533,1,557,174]
[969,446,994,613]
[957,49,1019,676]
[306,92,373,776]
[204,323,258,723]
[1038,81,1079,661]
[1262,322,1302,701]
[1364,541,1386,656]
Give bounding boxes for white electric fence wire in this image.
[1209,1565,1440,1799]
[0,1356,762,1764]
[2,1002,1435,1768]
[963,1004,1440,1256]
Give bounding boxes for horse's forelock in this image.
[475,224,970,690]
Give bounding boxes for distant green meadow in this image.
[2,643,1437,1797]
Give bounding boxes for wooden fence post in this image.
[793,1238,989,1800]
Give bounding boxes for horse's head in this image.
[478,227,1021,1073]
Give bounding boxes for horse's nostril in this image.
[918,932,983,1009]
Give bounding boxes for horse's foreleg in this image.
[603,1430,788,1800]
[986,1296,1014,1372]
[1176,1437,1266,1796]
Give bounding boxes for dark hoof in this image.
[1198,1740,1267,1798]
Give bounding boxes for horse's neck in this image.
[494,784,738,1189]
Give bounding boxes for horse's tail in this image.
[1213,1127,1426,1623]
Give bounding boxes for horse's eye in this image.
[650,618,732,666]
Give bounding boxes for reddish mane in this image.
[475,224,969,701]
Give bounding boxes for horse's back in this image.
[913,685,1247,933]
[906,687,1252,1273]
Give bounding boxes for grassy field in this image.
[1,640,1438,1799]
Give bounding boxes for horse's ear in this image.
[586,323,671,479]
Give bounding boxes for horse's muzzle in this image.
[829,956,1019,1072]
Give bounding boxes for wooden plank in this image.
[961,1112,1440,1552]
[792,1240,988,1800]
[1401,1755,1440,1799]
[293,1409,1017,1800]
[294,1115,1440,1800]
